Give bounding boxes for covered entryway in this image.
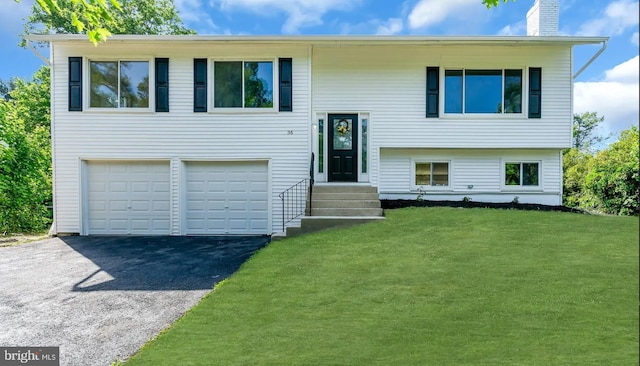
[85,161,170,235]
[184,161,269,235]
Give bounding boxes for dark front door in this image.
[328,114,358,182]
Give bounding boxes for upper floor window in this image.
[213,61,273,109]
[89,60,149,108]
[444,69,522,114]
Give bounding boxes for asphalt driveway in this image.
[0,235,270,366]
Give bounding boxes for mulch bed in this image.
[382,199,588,214]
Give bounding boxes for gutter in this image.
[26,39,50,66]
[25,33,609,46]
[573,39,607,80]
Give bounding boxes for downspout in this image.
[48,43,56,235]
[573,40,607,80]
[26,39,51,66]
[308,44,313,168]
[559,150,563,206]
[308,44,314,217]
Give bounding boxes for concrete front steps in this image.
[272,184,384,240]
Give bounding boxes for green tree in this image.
[0,79,17,101]
[18,0,122,44]
[19,0,510,45]
[0,69,51,232]
[0,77,52,233]
[563,112,611,209]
[22,0,194,46]
[3,68,51,132]
[573,111,609,151]
[585,126,639,216]
[2,0,193,233]
[562,147,596,209]
[483,0,516,8]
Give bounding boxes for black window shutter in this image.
[193,58,207,112]
[426,67,439,118]
[155,58,169,112]
[68,57,82,111]
[529,67,542,118]
[279,58,292,112]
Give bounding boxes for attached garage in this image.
[184,161,269,235]
[85,161,170,235]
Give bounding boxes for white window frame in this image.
[209,58,278,113]
[412,160,452,190]
[84,57,155,113]
[501,160,542,191]
[440,67,526,119]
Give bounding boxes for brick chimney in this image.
[526,0,559,36]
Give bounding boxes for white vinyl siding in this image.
[379,148,562,205]
[49,39,576,234]
[50,42,310,234]
[312,45,572,187]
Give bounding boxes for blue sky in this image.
[1,0,638,137]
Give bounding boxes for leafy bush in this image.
[563,147,597,209]
[0,69,52,233]
[585,126,639,216]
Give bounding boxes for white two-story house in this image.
[28,0,606,236]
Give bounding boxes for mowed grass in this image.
[126,208,639,366]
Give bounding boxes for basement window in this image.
[505,162,539,186]
[415,162,450,187]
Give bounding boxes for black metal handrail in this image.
[279,178,309,232]
[309,152,315,216]
[278,153,315,232]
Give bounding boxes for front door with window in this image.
[328,114,358,182]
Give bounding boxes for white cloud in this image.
[212,0,361,33]
[175,0,218,33]
[632,31,639,46]
[376,18,403,35]
[498,21,526,36]
[574,56,640,136]
[408,0,484,30]
[604,55,639,81]
[577,0,639,36]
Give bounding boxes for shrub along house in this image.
[28,0,606,237]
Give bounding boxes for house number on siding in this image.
[287,130,293,135]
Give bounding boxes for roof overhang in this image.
[25,34,608,46]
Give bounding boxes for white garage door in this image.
[86,161,170,235]
[185,161,268,235]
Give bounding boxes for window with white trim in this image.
[505,162,539,186]
[213,61,274,109]
[89,60,149,108]
[415,162,449,187]
[444,69,522,114]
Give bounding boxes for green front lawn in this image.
[126,208,639,365]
